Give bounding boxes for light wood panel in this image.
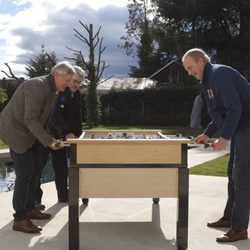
[79,168,178,198]
[75,141,183,164]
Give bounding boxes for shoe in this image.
[207,217,231,228]
[34,201,45,211]
[25,208,51,220]
[216,229,248,242]
[82,198,89,205]
[13,219,42,234]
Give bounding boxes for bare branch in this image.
[98,74,114,85]
[96,62,110,82]
[93,26,102,40]
[1,70,11,78]
[74,29,90,45]
[1,63,22,81]
[93,36,100,49]
[65,46,81,54]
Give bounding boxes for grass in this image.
[0,140,7,149]
[190,154,229,177]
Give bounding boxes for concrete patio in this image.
[0,145,249,250]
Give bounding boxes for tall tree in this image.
[25,45,57,78]
[151,0,250,79]
[66,22,110,127]
[120,0,160,77]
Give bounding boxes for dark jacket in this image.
[0,74,58,153]
[202,63,250,140]
[50,87,82,139]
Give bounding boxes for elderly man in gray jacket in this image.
[0,61,75,234]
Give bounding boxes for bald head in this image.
[182,48,210,80]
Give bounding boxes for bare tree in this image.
[1,63,24,83]
[66,22,111,127]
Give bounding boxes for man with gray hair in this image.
[0,61,75,234]
[48,65,86,203]
[182,48,250,243]
[35,65,87,205]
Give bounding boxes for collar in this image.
[202,63,213,87]
[47,74,57,94]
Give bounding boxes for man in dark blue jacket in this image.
[50,66,86,202]
[182,48,250,243]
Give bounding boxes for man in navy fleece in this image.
[182,48,250,243]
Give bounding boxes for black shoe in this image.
[82,198,89,205]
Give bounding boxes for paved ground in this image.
[1,145,249,250]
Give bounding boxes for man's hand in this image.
[48,139,64,150]
[65,133,76,139]
[213,137,229,150]
[194,134,210,144]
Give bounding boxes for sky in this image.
[0,0,137,79]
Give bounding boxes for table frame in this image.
[68,143,189,250]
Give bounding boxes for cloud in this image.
[0,0,137,78]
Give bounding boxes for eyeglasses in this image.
[72,79,83,84]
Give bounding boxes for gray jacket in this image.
[0,74,58,153]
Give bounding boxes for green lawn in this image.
[0,140,7,149]
[190,154,229,177]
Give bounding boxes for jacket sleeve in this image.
[23,81,55,147]
[213,72,242,139]
[204,121,219,138]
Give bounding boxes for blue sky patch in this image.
[0,0,31,15]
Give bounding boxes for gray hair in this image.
[182,48,211,63]
[51,61,75,75]
[73,66,85,79]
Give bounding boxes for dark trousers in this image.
[10,142,46,220]
[34,147,50,203]
[51,147,69,199]
[223,128,250,230]
[223,138,235,219]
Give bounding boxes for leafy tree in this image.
[66,22,110,127]
[0,63,25,102]
[151,0,250,79]
[0,87,8,104]
[25,45,57,78]
[120,0,161,77]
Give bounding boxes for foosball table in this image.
[67,130,191,250]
